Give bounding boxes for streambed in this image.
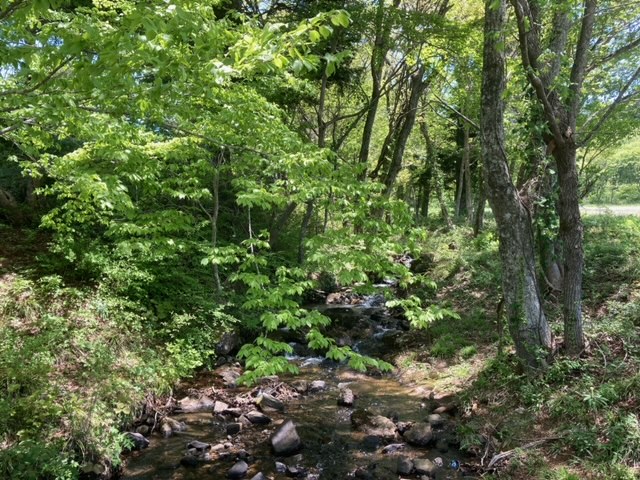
[121,302,479,480]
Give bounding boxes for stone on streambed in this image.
[402,422,433,446]
[176,395,215,413]
[227,422,243,435]
[291,380,309,393]
[351,409,397,441]
[256,392,285,412]
[397,456,413,475]
[250,474,267,480]
[124,432,149,450]
[214,400,230,413]
[246,410,272,425]
[271,420,301,455]
[413,458,437,476]
[427,413,445,427]
[228,460,248,479]
[160,417,187,438]
[309,380,326,392]
[338,387,355,406]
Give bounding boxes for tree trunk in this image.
[473,177,486,237]
[554,142,585,354]
[357,0,400,179]
[298,200,314,264]
[383,64,426,196]
[481,0,551,369]
[419,120,452,230]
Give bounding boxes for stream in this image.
[121,299,479,480]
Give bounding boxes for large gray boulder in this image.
[270,420,301,456]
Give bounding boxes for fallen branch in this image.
[487,437,560,469]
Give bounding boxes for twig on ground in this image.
[487,437,560,469]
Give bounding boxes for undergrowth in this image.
[0,274,183,479]
[456,214,640,479]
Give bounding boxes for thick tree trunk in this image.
[481,0,551,369]
[554,143,585,354]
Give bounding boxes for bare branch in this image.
[432,93,479,129]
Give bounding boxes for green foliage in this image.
[0,274,180,478]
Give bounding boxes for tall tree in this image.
[480,0,552,368]
[510,0,640,354]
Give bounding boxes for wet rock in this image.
[397,456,413,475]
[275,461,287,473]
[250,474,267,480]
[271,420,301,455]
[413,458,436,476]
[124,432,149,450]
[160,422,173,438]
[351,409,397,440]
[226,423,242,435]
[216,332,241,356]
[427,413,445,427]
[237,450,250,461]
[160,417,187,437]
[338,387,355,406]
[214,400,230,413]
[353,467,374,480]
[396,421,412,434]
[256,392,284,412]
[135,425,150,435]
[309,380,326,392]
[380,443,405,454]
[403,422,433,446]
[225,407,243,417]
[228,460,248,479]
[177,395,215,413]
[219,367,242,387]
[238,415,252,426]
[246,410,272,425]
[291,380,309,393]
[187,440,211,452]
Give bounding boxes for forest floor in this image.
[387,214,640,480]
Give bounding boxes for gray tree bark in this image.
[481,0,552,369]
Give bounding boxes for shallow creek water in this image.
[121,303,477,480]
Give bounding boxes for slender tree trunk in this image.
[383,64,426,196]
[269,202,297,249]
[481,0,551,369]
[419,120,452,229]
[298,200,314,264]
[463,125,473,224]
[358,0,400,179]
[211,164,222,294]
[473,180,486,237]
